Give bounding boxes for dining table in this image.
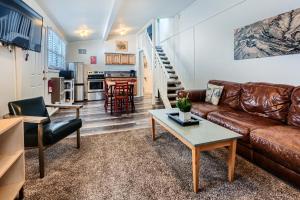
[106,80,135,114]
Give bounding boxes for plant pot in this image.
[179,111,191,122]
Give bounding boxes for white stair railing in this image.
[154,49,172,108]
[141,32,172,108]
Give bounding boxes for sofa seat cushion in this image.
[250,126,300,173]
[207,110,283,143]
[24,119,82,147]
[191,103,230,118]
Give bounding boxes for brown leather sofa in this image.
[178,80,300,187]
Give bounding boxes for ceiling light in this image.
[75,26,93,38]
[79,30,89,37]
[120,29,126,36]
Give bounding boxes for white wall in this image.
[0,46,17,116]
[66,34,137,72]
[159,0,300,90]
[158,18,175,43]
[0,0,64,116]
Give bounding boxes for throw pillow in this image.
[205,84,224,105]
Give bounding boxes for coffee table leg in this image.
[192,147,200,193]
[228,139,237,182]
[151,117,156,141]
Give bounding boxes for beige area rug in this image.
[24,128,299,200]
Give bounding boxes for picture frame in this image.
[116,40,128,52]
[90,56,97,64]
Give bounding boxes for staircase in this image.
[155,46,184,108]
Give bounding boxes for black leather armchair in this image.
[7,97,83,178]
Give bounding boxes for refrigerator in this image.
[68,62,85,101]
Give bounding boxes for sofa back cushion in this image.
[208,80,242,110]
[240,82,294,122]
[288,87,300,127]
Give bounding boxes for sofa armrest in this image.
[177,90,206,102]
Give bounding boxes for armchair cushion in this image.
[44,119,82,146]
[25,119,82,147]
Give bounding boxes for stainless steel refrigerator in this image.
[68,62,85,101]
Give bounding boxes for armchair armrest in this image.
[46,104,83,119]
[23,116,48,124]
[3,114,48,124]
[177,89,206,102]
[46,104,83,109]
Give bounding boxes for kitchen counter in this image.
[104,71,136,79]
[105,76,137,78]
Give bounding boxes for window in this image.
[47,28,66,70]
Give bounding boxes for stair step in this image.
[165,66,173,69]
[170,100,177,106]
[156,46,162,49]
[167,69,175,74]
[158,53,166,56]
[167,86,184,91]
[160,56,168,60]
[169,74,178,79]
[168,79,181,85]
[163,61,170,64]
[156,49,164,53]
[168,94,177,98]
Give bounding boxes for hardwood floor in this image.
[51,96,164,136]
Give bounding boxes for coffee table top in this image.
[149,109,242,147]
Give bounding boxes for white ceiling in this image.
[37,0,196,42]
[110,0,196,36]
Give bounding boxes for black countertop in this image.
[105,76,137,78]
[104,71,136,79]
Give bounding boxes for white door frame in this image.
[138,49,144,97]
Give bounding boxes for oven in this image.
[87,71,105,101]
[87,79,104,92]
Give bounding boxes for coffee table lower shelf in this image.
[150,115,238,193]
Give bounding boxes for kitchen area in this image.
[47,34,142,114]
[77,65,137,102]
[53,62,138,103]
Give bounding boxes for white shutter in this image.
[47,28,66,70]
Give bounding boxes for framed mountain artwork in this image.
[234,8,300,60]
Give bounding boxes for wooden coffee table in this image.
[149,109,242,193]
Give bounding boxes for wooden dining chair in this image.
[114,81,129,113]
[104,80,113,112]
[128,79,136,111]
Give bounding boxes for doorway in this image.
[15,27,47,100]
[139,51,153,97]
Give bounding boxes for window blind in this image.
[47,28,66,70]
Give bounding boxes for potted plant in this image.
[176,94,192,122]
